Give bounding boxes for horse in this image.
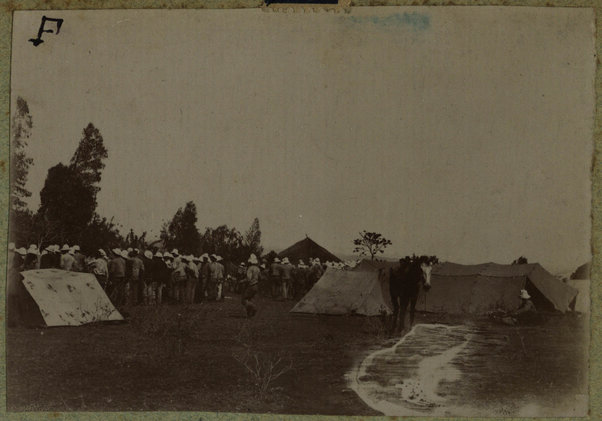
[388,258,433,335]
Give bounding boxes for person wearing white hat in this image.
[183,255,199,304]
[215,255,225,300]
[241,254,260,317]
[280,257,294,300]
[513,289,536,315]
[40,245,55,269]
[127,248,145,306]
[141,251,155,305]
[108,247,127,307]
[151,251,166,305]
[22,244,39,270]
[207,254,225,301]
[71,245,86,272]
[308,257,324,290]
[199,254,211,301]
[270,257,282,299]
[90,249,109,290]
[293,259,309,299]
[60,244,76,271]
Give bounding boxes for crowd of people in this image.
[7,241,341,319]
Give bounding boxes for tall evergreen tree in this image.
[69,123,108,199]
[243,217,263,257]
[10,96,34,211]
[160,201,201,254]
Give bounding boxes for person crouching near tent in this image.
[502,289,537,325]
[241,254,260,317]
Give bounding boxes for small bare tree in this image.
[353,231,392,261]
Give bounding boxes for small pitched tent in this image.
[278,236,341,263]
[20,269,123,326]
[567,279,590,313]
[415,262,579,314]
[291,267,392,315]
[570,262,591,280]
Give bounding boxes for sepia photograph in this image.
[6,6,594,417]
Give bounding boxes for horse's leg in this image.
[409,293,419,328]
[390,296,399,335]
[399,295,410,334]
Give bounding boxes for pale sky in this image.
[11,7,595,273]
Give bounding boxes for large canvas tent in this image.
[19,269,124,326]
[415,262,579,314]
[291,267,392,315]
[278,236,341,263]
[293,260,578,316]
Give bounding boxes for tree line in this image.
[9,97,265,261]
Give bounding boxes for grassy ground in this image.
[6,294,588,415]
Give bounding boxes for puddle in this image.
[348,323,476,416]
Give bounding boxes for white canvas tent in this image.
[567,279,590,313]
[20,269,123,326]
[290,267,392,316]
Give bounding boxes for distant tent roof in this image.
[570,262,591,280]
[278,236,341,263]
[416,262,579,313]
[291,267,391,315]
[20,269,124,327]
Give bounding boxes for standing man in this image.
[200,254,211,301]
[270,257,282,299]
[152,251,166,305]
[40,245,55,269]
[60,244,75,271]
[129,249,145,306]
[308,257,324,289]
[215,256,225,301]
[108,248,127,308]
[72,245,86,272]
[280,257,294,300]
[90,249,109,290]
[141,250,154,305]
[241,254,260,317]
[294,260,308,299]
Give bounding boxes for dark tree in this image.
[10,97,34,211]
[353,231,392,261]
[80,214,124,254]
[160,201,201,255]
[38,163,95,244]
[243,217,263,258]
[69,123,108,199]
[512,256,529,265]
[199,225,244,262]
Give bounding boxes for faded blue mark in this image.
[345,12,430,31]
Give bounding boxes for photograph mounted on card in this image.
[7,6,594,417]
